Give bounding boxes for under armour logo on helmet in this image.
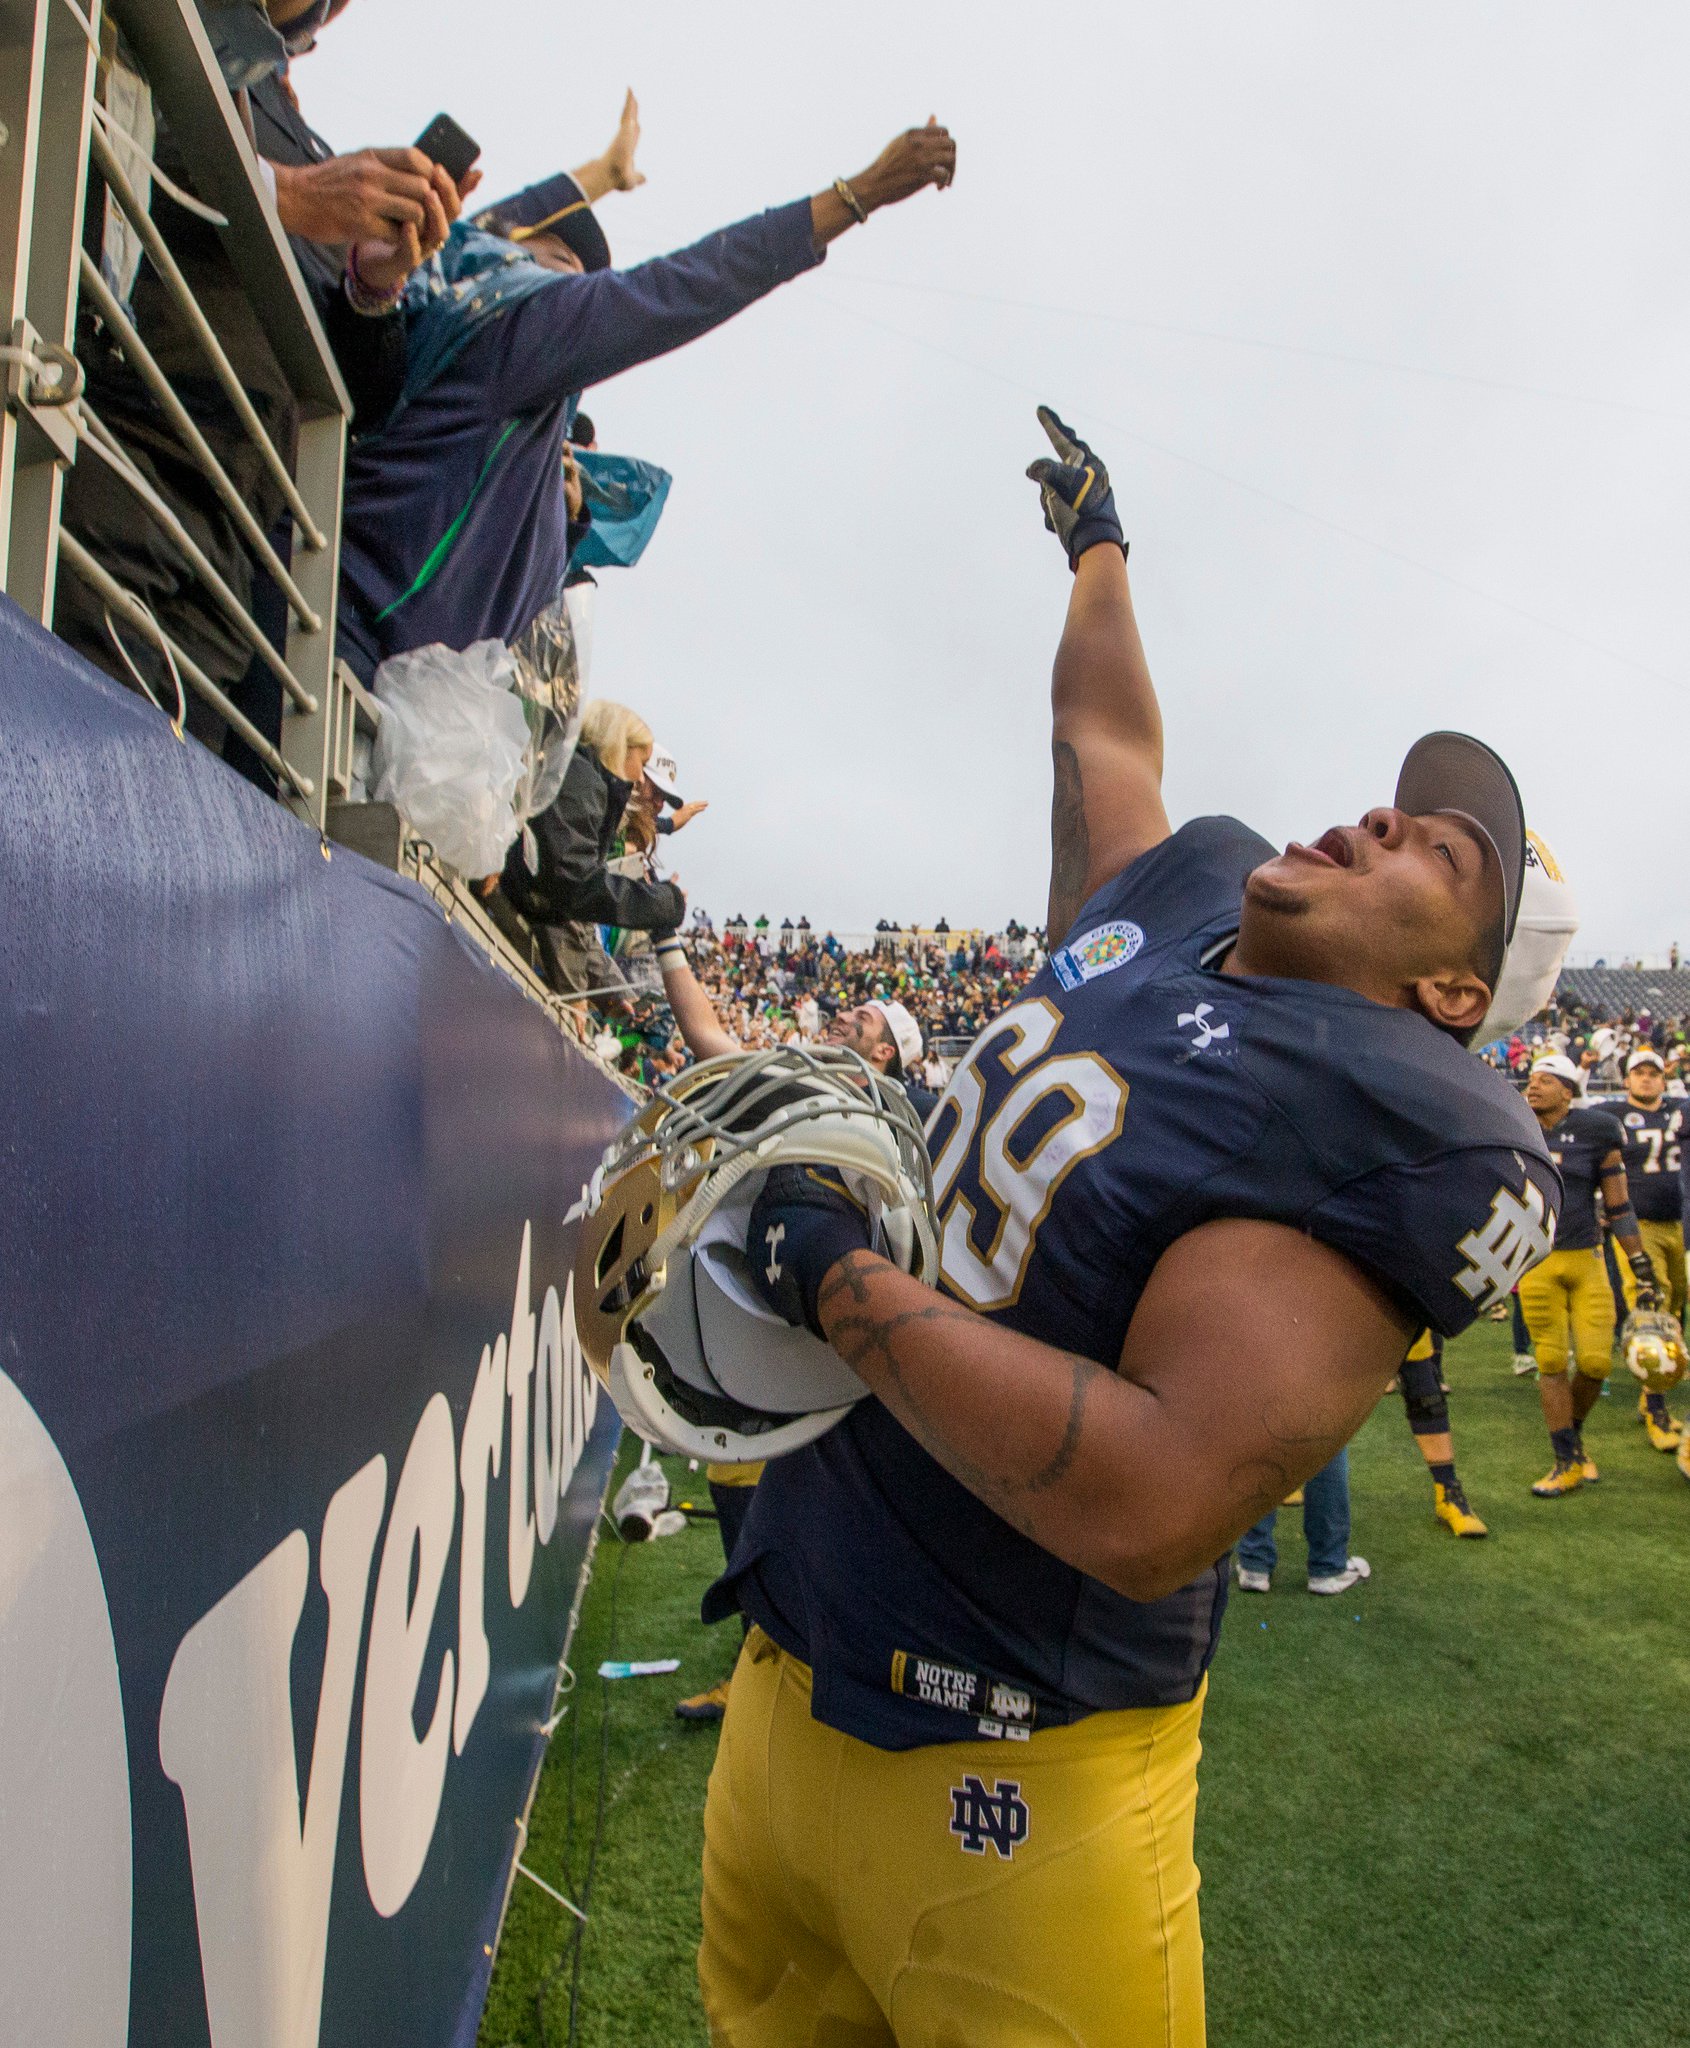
[1177,1002,1230,1053]
[764,1222,786,1285]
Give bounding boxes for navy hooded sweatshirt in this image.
[336,197,822,679]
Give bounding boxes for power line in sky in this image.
[830,270,1690,427]
[809,288,1686,699]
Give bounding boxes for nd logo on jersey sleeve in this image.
[1452,1170,1557,1311]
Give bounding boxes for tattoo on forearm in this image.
[1024,1353,1102,1492]
[1048,740,1089,940]
[819,1253,1103,1536]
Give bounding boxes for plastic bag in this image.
[508,589,586,824]
[371,639,531,878]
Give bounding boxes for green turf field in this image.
[479,1317,1690,2048]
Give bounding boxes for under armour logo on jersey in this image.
[1453,1179,1557,1310]
[1177,1002,1230,1052]
[764,1223,786,1285]
[949,1775,1030,1859]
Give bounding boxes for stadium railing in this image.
[1,0,349,811]
[0,0,599,1043]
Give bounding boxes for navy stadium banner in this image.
[0,598,631,2048]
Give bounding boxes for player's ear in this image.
[1413,969,1490,1036]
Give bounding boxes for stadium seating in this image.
[1554,968,1690,1015]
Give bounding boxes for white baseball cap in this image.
[645,745,682,803]
[1626,1046,1666,1073]
[866,998,923,1073]
[1530,1052,1583,1091]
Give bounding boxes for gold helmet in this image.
[1621,1307,1688,1396]
[573,1045,938,1464]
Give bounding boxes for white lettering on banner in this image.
[159,1456,388,2048]
[0,1371,133,2048]
[155,1225,602,2048]
[455,1334,505,1755]
[534,1281,563,1544]
[507,1223,538,1608]
[360,1394,457,1917]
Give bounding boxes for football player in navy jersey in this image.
[1612,1045,1686,1449]
[696,410,1568,2048]
[1519,1052,1659,1492]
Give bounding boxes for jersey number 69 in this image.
[925,997,1128,1312]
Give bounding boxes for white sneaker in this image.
[1236,1567,1271,1593]
[1308,1556,1371,1596]
[1512,1354,1538,1376]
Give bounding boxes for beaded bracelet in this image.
[343,244,404,317]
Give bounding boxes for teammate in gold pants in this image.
[700,1629,1205,2048]
[1612,1047,1687,1449]
[1517,1249,1616,1377]
[1520,1056,1661,1494]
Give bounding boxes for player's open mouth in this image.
[1285,829,1356,871]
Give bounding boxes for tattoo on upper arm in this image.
[1048,740,1090,942]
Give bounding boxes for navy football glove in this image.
[748,1164,873,1338]
[1025,405,1126,570]
[1628,1252,1661,1313]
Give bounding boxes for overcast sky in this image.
[303,3,1688,954]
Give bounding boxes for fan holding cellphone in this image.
[414,113,482,189]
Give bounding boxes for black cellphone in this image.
[413,113,481,187]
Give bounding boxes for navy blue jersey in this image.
[708,818,1561,1750]
[1539,1105,1625,1249]
[1615,1103,1685,1224]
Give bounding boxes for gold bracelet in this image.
[833,176,868,226]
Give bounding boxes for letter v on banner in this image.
[159,1457,388,2048]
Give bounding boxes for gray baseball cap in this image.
[1394,731,1526,960]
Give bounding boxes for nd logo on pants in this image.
[699,1627,1207,2046]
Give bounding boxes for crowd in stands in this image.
[588,921,1046,1090]
[1484,1001,1690,1091]
[59,0,955,1034]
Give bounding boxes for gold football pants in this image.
[1618,1219,1687,1323]
[1518,1247,1616,1377]
[699,1626,1207,2048]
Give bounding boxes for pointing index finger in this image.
[1036,404,1083,464]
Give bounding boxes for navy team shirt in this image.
[1537,1105,1625,1249]
[1616,1103,1685,1224]
[707,817,1562,1749]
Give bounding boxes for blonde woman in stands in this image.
[498,698,684,999]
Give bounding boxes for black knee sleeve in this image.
[1399,1353,1450,1436]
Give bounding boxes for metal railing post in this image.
[0,0,53,602]
[5,0,95,620]
[281,408,345,825]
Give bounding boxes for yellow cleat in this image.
[1638,1391,1683,1453]
[1576,1441,1600,1484]
[674,1678,733,1724]
[1531,1458,1585,1498]
[1434,1480,1488,1537]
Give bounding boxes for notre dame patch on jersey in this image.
[710,816,1562,1752]
[892,1649,1037,1740]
